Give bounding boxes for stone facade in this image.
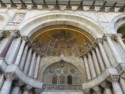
[0,2,125,94]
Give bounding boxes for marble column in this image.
[101,82,112,94]
[11,86,21,94]
[120,77,125,94]
[34,55,41,79]
[23,48,32,75]
[28,52,36,77]
[97,39,111,68]
[95,47,105,71]
[92,49,101,75]
[1,74,15,94]
[115,34,125,52]
[112,81,123,94]
[20,45,28,70]
[0,74,4,89]
[0,31,18,58]
[104,34,123,64]
[88,53,96,79]
[93,86,102,94]
[83,55,91,80]
[103,87,112,94]
[23,90,29,94]
[15,39,26,65]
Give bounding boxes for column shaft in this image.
[95,47,105,71]
[105,35,122,64]
[84,55,91,80]
[112,81,123,94]
[103,87,112,94]
[20,45,28,70]
[1,79,13,94]
[116,35,125,52]
[0,35,14,58]
[23,90,29,94]
[92,50,101,75]
[28,52,36,77]
[120,78,125,94]
[15,40,26,65]
[34,55,41,79]
[11,86,21,94]
[98,42,111,67]
[23,48,32,75]
[88,53,96,78]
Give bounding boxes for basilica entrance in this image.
[42,60,83,91]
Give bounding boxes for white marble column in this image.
[23,48,32,75]
[93,86,102,94]
[103,87,112,94]
[23,90,29,94]
[83,55,91,80]
[0,31,19,58]
[20,45,28,70]
[115,34,125,52]
[1,74,15,94]
[92,50,101,75]
[95,47,105,71]
[11,86,21,94]
[97,39,111,68]
[88,53,96,79]
[34,55,41,79]
[28,52,36,77]
[103,41,117,67]
[15,39,26,65]
[120,78,125,94]
[101,82,112,94]
[105,34,123,64]
[112,81,123,94]
[0,74,4,89]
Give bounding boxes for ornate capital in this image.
[21,36,29,42]
[107,75,119,82]
[5,73,17,81]
[95,38,103,44]
[93,86,101,92]
[23,85,32,91]
[0,31,6,39]
[101,82,110,88]
[10,30,20,38]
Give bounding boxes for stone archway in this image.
[19,12,103,39]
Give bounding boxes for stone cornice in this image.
[0,0,125,12]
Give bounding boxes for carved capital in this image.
[21,36,29,42]
[0,31,6,39]
[101,82,110,88]
[23,85,32,91]
[107,75,119,82]
[115,33,122,38]
[95,38,103,44]
[84,89,91,94]
[93,86,101,92]
[10,30,20,38]
[5,73,17,81]
[121,72,125,78]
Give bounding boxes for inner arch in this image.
[30,25,95,57]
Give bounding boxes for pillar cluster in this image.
[0,30,125,94]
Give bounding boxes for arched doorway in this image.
[42,60,83,91]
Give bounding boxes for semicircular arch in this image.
[19,12,103,39]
